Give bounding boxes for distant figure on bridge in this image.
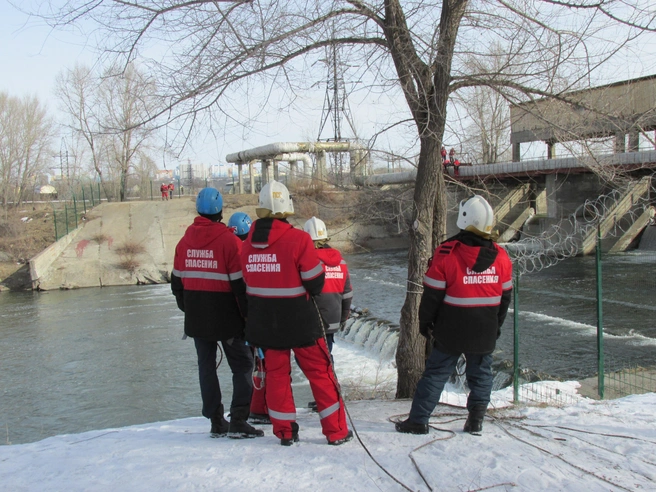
[168,183,174,199]
[160,183,168,200]
[449,147,456,162]
[441,146,447,163]
[453,159,460,177]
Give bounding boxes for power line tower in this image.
[317,44,358,186]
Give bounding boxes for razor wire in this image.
[506,175,655,276]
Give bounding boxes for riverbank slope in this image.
[1,191,407,291]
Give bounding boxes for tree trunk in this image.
[395,136,442,397]
[393,0,467,398]
[120,167,127,202]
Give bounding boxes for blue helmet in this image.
[196,188,223,215]
[228,212,252,237]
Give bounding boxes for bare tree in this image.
[100,64,159,201]
[452,84,511,164]
[0,92,54,207]
[56,65,112,199]
[56,63,159,201]
[35,0,656,395]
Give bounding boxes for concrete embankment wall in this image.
[29,227,83,289]
[638,224,656,250]
[29,194,407,290]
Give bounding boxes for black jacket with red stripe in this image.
[171,217,247,341]
[241,218,325,349]
[419,231,513,355]
[315,246,353,335]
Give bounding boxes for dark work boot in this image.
[328,430,353,446]
[228,406,264,439]
[463,404,487,435]
[210,404,229,438]
[280,422,299,446]
[248,412,272,425]
[395,418,429,435]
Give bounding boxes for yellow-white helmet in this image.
[303,217,329,241]
[457,195,494,237]
[256,180,294,218]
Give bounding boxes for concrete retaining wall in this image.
[29,226,83,289]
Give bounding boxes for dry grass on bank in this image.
[0,205,57,282]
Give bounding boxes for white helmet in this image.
[457,195,494,237]
[256,180,294,218]
[303,216,329,241]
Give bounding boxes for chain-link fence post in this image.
[73,195,78,228]
[513,270,520,404]
[596,222,605,399]
[53,206,58,241]
[64,204,70,236]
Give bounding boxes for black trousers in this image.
[194,336,254,419]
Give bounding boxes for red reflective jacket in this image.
[420,232,513,354]
[315,246,353,334]
[171,217,246,341]
[241,218,325,349]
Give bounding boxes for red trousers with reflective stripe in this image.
[264,338,349,443]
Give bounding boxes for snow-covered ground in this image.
[2,344,655,491]
[1,391,655,491]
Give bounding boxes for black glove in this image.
[419,322,434,339]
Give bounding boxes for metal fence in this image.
[49,177,236,240]
[511,228,656,405]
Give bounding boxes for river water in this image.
[348,250,656,381]
[2,250,655,445]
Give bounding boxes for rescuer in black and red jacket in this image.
[228,212,271,426]
[241,180,352,446]
[303,216,353,355]
[396,195,513,436]
[171,187,263,439]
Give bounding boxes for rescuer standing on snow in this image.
[228,212,253,241]
[228,211,271,426]
[241,180,352,446]
[395,195,513,436]
[302,216,353,413]
[171,188,263,439]
[303,216,353,356]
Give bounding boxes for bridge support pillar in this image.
[261,160,270,186]
[249,161,256,194]
[615,133,626,153]
[628,131,639,152]
[547,141,555,159]
[315,151,326,189]
[237,163,244,194]
[512,142,521,162]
